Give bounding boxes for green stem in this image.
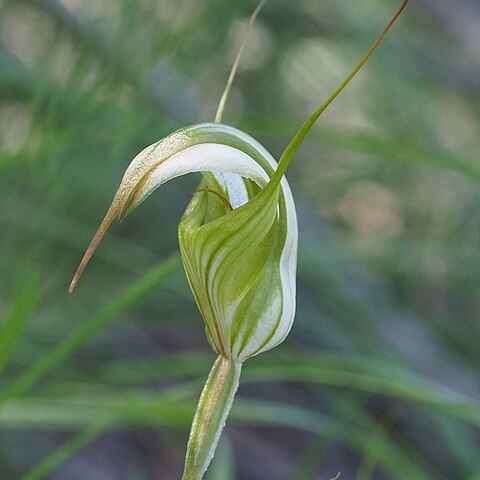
[182,356,242,480]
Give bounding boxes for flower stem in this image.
[182,356,242,480]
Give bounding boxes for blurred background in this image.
[1,0,479,478]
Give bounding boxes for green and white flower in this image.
[69,1,409,479]
[70,121,297,362]
[70,121,297,480]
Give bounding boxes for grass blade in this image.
[22,420,110,480]
[0,275,40,378]
[0,254,181,406]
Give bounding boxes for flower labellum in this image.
[69,2,409,479]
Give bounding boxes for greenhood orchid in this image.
[69,2,409,479]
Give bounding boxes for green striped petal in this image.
[175,124,297,362]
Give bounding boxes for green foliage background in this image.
[1,0,479,478]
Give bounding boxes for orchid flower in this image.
[69,2,409,479]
